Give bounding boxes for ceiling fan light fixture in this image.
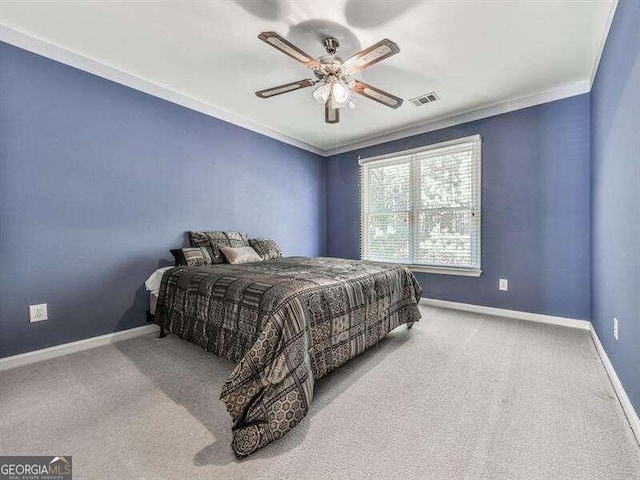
[312,79,351,108]
[312,83,330,104]
[255,31,403,123]
[331,81,350,105]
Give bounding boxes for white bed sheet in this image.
[149,291,159,315]
[145,266,173,315]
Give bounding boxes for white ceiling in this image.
[0,1,615,153]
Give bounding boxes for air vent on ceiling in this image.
[410,92,439,107]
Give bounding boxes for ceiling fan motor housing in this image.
[323,36,340,55]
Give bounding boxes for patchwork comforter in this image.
[154,256,422,457]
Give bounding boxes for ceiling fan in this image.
[255,32,403,124]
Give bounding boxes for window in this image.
[360,135,481,276]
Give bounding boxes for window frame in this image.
[359,134,482,277]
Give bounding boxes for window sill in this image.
[406,265,482,277]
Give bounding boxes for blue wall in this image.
[591,0,640,412]
[0,22,618,361]
[327,94,591,320]
[0,42,326,357]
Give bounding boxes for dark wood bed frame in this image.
[146,310,167,338]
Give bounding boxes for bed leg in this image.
[407,322,414,330]
[159,325,167,338]
[146,309,167,338]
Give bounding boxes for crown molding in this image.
[1,19,612,158]
[590,0,619,88]
[0,24,325,156]
[323,79,591,156]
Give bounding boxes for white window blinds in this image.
[360,135,482,276]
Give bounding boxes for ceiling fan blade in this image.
[343,39,400,73]
[255,79,315,98]
[325,101,340,124]
[258,32,320,69]
[351,81,403,109]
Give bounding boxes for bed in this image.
[151,255,422,457]
[145,266,172,316]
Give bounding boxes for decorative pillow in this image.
[220,246,262,265]
[170,247,213,266]
[188,231,249,264]
[249,238,284,261]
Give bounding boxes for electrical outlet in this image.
[29,303,48,323]
[499,278,508,291]
[614,317,619,341]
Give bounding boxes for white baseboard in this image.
[0,324,159,372]
[419,297,640,445]
[3,300,639,447]
[419,298,591,330]
[589,326,640,445]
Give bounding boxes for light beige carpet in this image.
[1,305,639,480]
